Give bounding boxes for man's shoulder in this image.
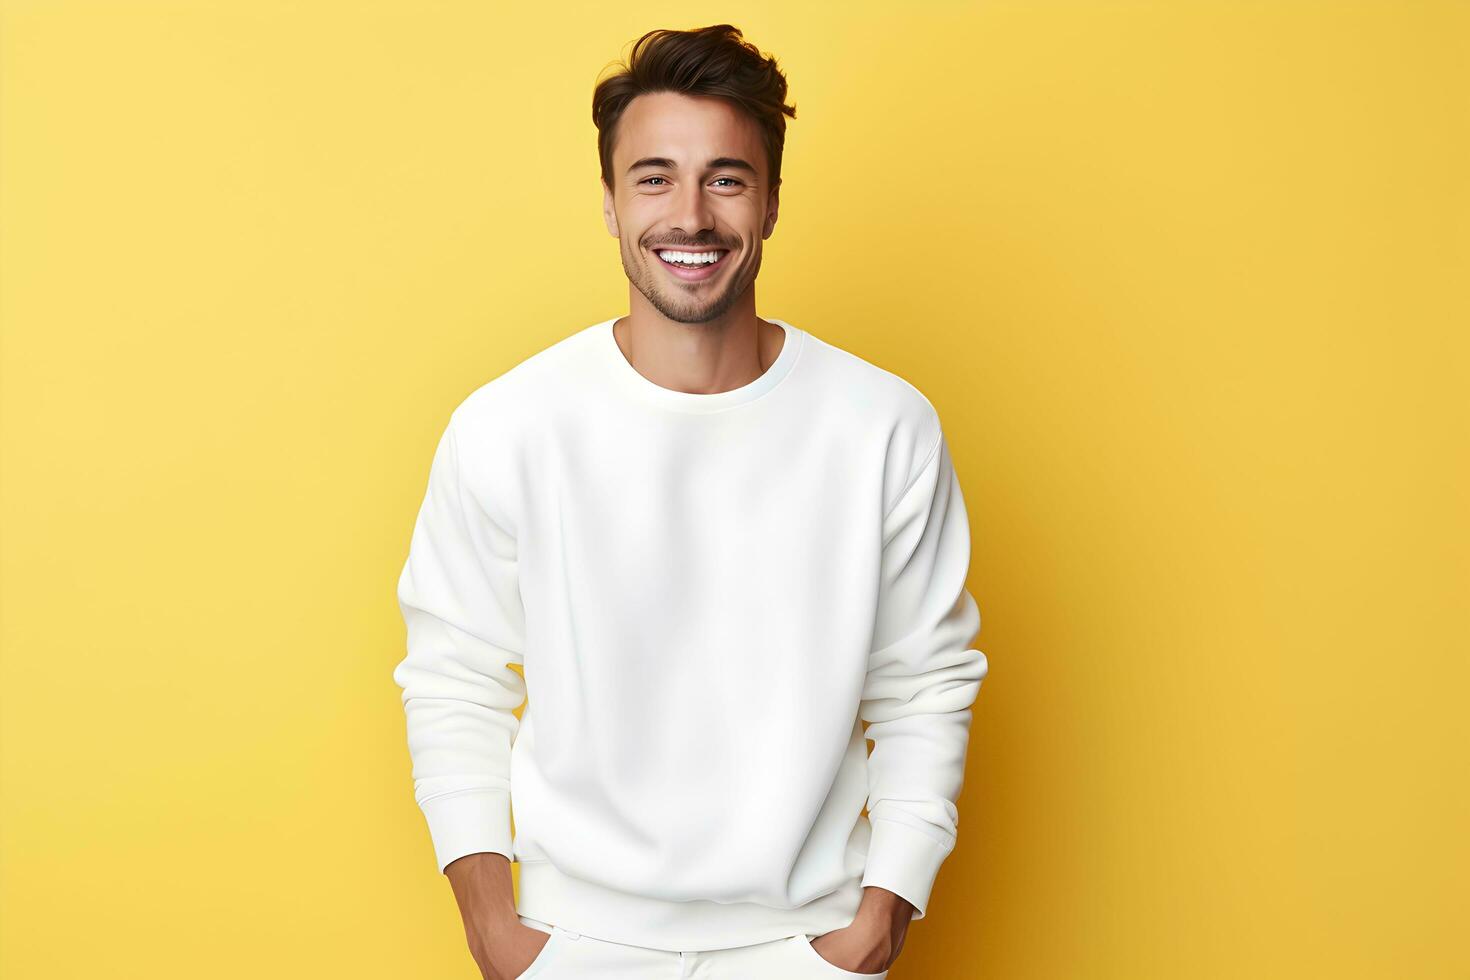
[802,328,944,451]
[450,317,607,433]
[797,327,950,516]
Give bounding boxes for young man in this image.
[394,24,988,980]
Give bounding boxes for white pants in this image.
[516,915,890,979]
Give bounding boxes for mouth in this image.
[651,246,732,282]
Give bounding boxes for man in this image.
[394,23,988,979]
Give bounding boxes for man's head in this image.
[593,25,797,325]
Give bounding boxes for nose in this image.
[668,175,715,238]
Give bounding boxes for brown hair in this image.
[592,25,797,192]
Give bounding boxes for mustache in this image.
[646,241,732,250]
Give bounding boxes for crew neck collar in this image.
[597,316,805,414]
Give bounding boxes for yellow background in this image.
[2,2,1465,977]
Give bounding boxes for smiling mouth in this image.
[652,247,732,281]
[653,247,730,267]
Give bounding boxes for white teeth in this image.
[657,249,724,266]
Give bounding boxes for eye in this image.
[640,176,668,186]
[713,177,743,187]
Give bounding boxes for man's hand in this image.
[444,852,549,980]
[808,886,914,973]
[466,918,552,980]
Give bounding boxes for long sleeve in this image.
[392,411,528,874]
[858,427,988,920]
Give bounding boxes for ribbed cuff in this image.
[859,816,955,920]
[418,788,514,874]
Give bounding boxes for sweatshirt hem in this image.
[514,859,867,952]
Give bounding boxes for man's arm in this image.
[393,410,526,927]
[858,422,988,922]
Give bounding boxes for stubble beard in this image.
[623,241,761,326]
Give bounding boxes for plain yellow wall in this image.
[1,1,1465,977]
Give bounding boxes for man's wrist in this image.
[444,852,522,932]
[857,885,916,925]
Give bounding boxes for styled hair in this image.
[592,25,797,192]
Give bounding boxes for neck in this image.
[613,302,784,396]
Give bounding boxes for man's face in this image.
[602,91,780,324]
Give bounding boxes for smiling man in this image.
[609,90,771,331]
[393,24,988,980]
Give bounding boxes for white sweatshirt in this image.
[393,315,988,952]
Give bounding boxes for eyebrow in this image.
[626,156,759,176]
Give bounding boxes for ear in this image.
[762,180,781,240]
[603,181,619,238]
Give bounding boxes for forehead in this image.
[613,91,764,169]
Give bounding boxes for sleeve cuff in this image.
[418,788,514,874]
[859,815,955,920]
